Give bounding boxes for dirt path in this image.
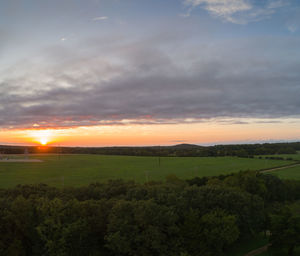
[244,243,271,256]
[261,163,300,173]
[0,159,43,162]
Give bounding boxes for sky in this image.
[0,0,300,146]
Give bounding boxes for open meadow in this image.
[0,154,294,188]
[271,165,300,180]
[258,153,300,180]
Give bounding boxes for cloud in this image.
[170,140,188,143]
[185,0,252,16]
[0,32,300,130]
[93,16,108,21]
[183,0,290,24]
[267,0,286,9]
[287,24,297,33]
[285,7,300,33]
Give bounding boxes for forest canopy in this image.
[0,171,299,256]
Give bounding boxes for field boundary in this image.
[0,159,43,162]
[260,162,300,173]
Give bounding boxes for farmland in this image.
[0,154,294,188]
[259,153,300,161]
[271,165,300,180]
[258,153,300,180]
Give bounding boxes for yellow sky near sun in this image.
[0,118,299,146]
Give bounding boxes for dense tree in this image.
[106,200,181,256]
[260,174,287,202]
[181,209,239,256]
[0,171,299,255]
[0,196,42,255]
[269,207,300,255]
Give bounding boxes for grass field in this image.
[255,152,300,180]
[0,154,292,188]
[259,153,300,161]
[271,165,300,180]
[258,153,300,180]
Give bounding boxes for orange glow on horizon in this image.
[0,118,299,147]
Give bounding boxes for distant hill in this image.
[171,143,201,148]
[0,142,299,157]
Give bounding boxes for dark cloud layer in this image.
[0,34,300,129]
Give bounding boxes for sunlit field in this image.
[0,154,292,188]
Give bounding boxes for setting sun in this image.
[26,130,54,146]
[39,137,48,146]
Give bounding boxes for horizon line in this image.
[0,140,299,148]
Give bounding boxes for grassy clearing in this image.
[271,165,300,180]
[0,154,290,188]
[256,153,300,180]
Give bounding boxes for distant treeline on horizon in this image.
[0,142,299,157]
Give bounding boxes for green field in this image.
[258,153,300,180]
[0,154,292,188]
[259,153,300,161]
[271,165,300,180]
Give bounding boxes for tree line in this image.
[0,171,299,255]
[0,141,299,157]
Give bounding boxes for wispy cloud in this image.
[285,7,300,33]
[93,16,108,21]
[170,140,188,143]
[287,24,297,33]
[267,0,286,9]
[183,0,290,24]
